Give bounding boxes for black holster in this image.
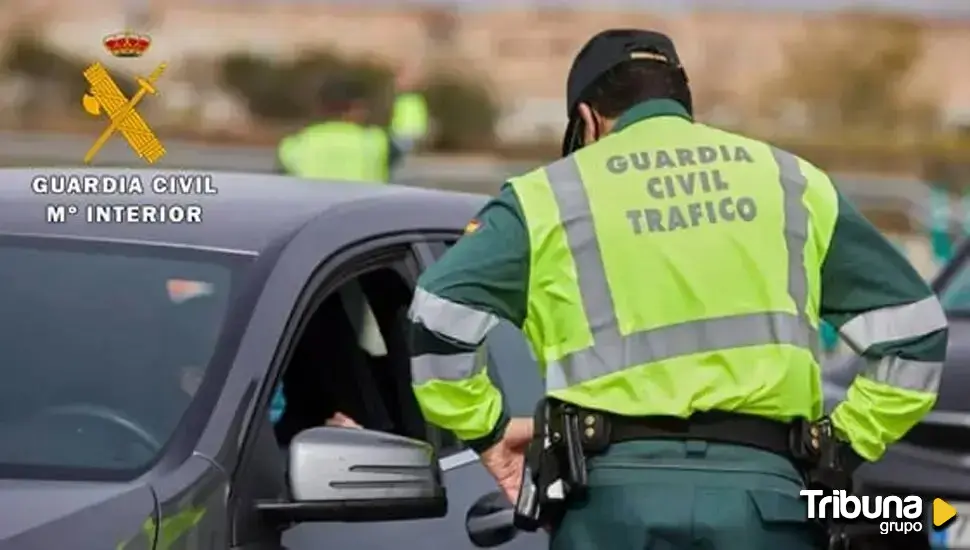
[513,399,591,531]
[789,417,864,550]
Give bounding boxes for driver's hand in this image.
[326,412,362,429]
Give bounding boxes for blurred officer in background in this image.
[390,64,429,155]
[276,76,401,182]
[406,28,947,550]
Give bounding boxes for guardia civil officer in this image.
[406,29,948,550]
[276,77,402,182]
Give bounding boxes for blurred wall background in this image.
[2,1,969,145]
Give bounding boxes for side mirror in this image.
[466,491,518,547]
[256,427,446,523]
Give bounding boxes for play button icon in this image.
[934,498,957,528]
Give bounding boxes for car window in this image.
[0,239,237,477]
[273,266,427,445]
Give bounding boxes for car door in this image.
[229,235,449,550]
[280,239,545,550]
[235,234,545,550]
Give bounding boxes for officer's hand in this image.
[504,417,533,450]
[480,419,532,504]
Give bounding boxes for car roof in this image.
[0,168,488,253]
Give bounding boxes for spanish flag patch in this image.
[464,219,482,234]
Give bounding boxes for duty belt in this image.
[573,408,864,486]
[515,401,856,534]
[575,409,796,459]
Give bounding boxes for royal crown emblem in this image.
[103,31,152,58]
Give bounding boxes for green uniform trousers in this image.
[549,439,825,550]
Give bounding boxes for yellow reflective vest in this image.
[509,115,838,422]
[391,93,429,140]
[277,122,389,183]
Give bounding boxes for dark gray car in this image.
[0,169,545,550]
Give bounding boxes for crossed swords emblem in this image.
[81,61,167,164]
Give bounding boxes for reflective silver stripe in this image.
[839,296,948,353]
[773,148,821,359]
[545,312,814,390]
[772,148,809,316]
[411,352,483,384]
[409,287,499,345]
[541,150,814,390]
[859,357,943,393]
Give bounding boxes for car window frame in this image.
[231,232,430,544]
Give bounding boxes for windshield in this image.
[0,238,239,478]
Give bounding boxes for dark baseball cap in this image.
[562,29,683,156]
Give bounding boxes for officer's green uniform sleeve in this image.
[821,190,948,461]
[408,185,529,453]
